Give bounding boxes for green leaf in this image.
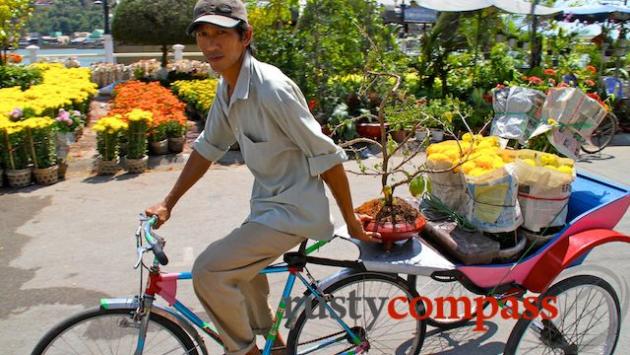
[409,176,426,197]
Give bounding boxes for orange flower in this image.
[543,68,556,76]
[109,81,187,127]
[586,65,597,74]
[585,79,595,87]
[528,76,543,85]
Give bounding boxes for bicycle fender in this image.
[99,297,209,355]
[523,229,630,293]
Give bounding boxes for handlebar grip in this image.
[145,216,169,266]
[151,235,169,266]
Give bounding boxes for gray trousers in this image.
[192,222,305,355]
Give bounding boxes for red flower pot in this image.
[364,215,426,250]
[356,123,389,140]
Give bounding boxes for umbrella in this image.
[417,0,559,15]
[558,5,630,24]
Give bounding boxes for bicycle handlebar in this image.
[143,215,169,266]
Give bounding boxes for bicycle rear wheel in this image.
[581,112,618,154]
[286,272,426,355]
[504,275,620,355]
[32,307,199,355]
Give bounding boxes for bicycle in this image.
[32,215,426,355]
[580,110,619,154]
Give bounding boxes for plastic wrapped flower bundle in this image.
[171,78,218,116]
[424,135,576,233]
[0,63,97,119]
[93,115,128,162]
[426,134,523,233]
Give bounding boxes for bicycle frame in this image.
[108,236,367,355]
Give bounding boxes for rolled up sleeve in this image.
[265,82,347,176]
[193,99,236,162]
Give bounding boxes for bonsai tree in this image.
[112,0,196,68]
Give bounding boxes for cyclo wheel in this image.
[504,275,621,355]
[32,307,199,355]
[286,272,426,355]
[581,112,618,154]
[414,275,489,329]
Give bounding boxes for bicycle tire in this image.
[504,274,621,355]
[286,272,426,355]
[581,112,618,154]
[32,307,199,355]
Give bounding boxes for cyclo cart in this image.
[333,169,630,354]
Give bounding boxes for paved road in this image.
[1,140,628,354]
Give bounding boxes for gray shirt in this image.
[193,53,347,240]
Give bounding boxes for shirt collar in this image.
[231,51,252,103]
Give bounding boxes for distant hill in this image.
[27,0,104,36]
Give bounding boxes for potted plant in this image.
[165,120,187,153]
[126,109,152,173]
[149,121,169,155]
[93,115,127,175]
[343,72,440,251]
[23,117,59,185]
[54,109,81,179]
[383,98,424,143]
[0,121,32,187]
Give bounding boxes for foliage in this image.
[165,119,186,138]
[0,63,97,119]
[247,0,399,117]
[383,97,425,131]
[150,122,168,142]
[245,0,300,85]
[126,109,151,158]
[0,118,29,169]
[0,0,33,64]
[26,0,102,35]
[93,114,127,161]
[326,103,358,142]
[418,96,472,130]
[171,78,218,116]
[112,0,196,67]
[0,64,42,89]
[22,116,57,168]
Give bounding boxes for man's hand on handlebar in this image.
[145,202,171,229]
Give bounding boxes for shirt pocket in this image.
[239,132,299,176]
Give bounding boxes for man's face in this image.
[194,23,251,75]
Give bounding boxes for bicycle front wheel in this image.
[287,272,426,355]
[32,307,199,355]
[581,112,618,154]
[504,275,621,355]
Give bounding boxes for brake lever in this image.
[134,246,149,269]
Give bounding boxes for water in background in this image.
[13,48,106,67]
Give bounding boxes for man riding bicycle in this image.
[145,1,380,354]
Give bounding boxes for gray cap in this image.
[187,0,248,35]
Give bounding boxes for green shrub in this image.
[0,65,43,90]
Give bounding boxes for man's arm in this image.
[145,150,212,228]
[321,163,381,243]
